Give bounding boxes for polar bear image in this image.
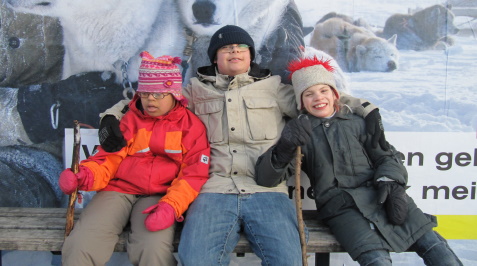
[310,17,399,73]
[378,4,459,50]
[6,0,186,83]
[176,0,304,83]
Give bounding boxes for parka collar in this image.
[196,62,272,84]
[305,104,354,127]
[128,94,185,122]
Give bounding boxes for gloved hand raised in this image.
[365,109,390,151]
[142,202,183,232]
[99,115,126,152]
[273,115,312,168]
[377,181,408,225]
[59,166,94,195]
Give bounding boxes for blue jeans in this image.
[410,230,463,266]
[178,193,302,266]
[356,230,462,266]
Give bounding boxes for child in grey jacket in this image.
[255,55,462,266]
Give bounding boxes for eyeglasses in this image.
[218,44,250,53]
[137,92,171,99]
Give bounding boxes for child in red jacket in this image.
[59,51,210,265]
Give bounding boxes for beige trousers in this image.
[62,191,177,266]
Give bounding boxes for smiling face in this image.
[140,93,176,117]
[214,44,251,76]
[302,84,338,118]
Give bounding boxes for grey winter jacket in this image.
[255,107,437,258]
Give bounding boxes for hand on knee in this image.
[142,202,182,231]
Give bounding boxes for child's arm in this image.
[340,92,389,150]
[255,146,294,187]
[98,99,131,152]
[367,140,409,225]
[80,144,129,191]
[368,142,408,186]
[80,113,135,191]
[255,116,311,187]
[99,99,131,120]
[339,91,377,117]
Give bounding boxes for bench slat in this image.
[0,207,80,218]
[0,217,72,230]
[0,207,342,254]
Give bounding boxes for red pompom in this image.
[287,56,335,80]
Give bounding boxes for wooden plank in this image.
[0,217,70,230]
[306,231,343,253]
[0,207,341,254]
[0,229,65,251]
[0,229,253,253]
[0,207,81,218]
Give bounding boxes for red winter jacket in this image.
[81,95,210,218]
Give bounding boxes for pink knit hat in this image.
[137,51,187,106]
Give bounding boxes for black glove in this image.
[98,115,126,152]
[377,181,408,225]
[365,109,389,151]
[273,116,312,168]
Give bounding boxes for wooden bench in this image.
[0,207,344,266]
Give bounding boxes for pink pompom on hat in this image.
[137,51,187,106]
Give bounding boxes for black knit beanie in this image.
[207,25,255,64]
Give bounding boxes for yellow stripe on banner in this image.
[434,215,477,239]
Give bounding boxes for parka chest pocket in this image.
[195,101,224,143]
[243,97,279,140]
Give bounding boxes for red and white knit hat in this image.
[287,56,338,110]
[137,51,187,105]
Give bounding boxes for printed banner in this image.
[66,129,476,239]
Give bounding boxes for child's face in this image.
[302,84,337,118]
[215,44,252,77]
[140,93,176,117]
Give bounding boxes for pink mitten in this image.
[58,166,94,194]
[59,169,78,195]
[142,202,178,231]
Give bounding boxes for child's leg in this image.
[178,193,242,266]
[325,200,392,261]
[62,191,133,265]
[127,195,177,266]
[409,230,462,266]
[356,249,392,266]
